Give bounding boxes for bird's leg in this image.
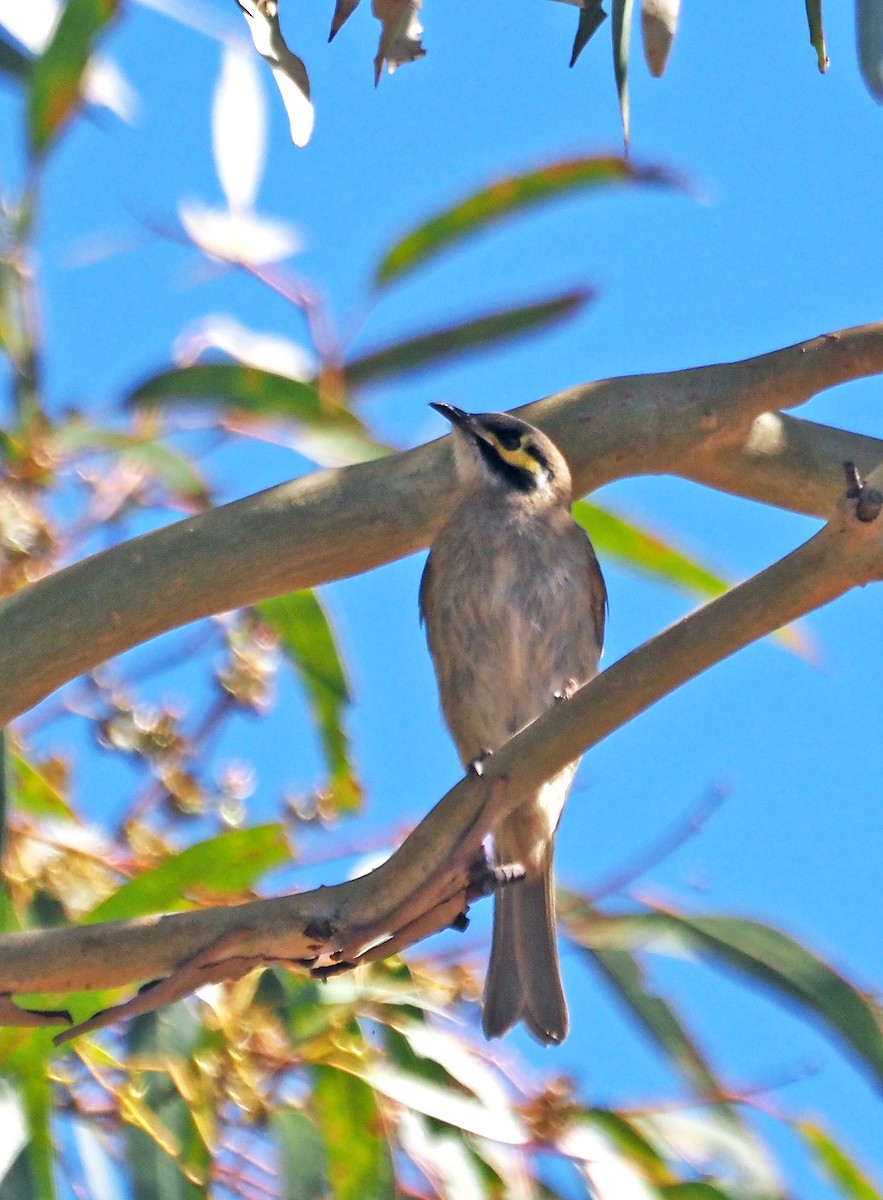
[468,854,526,897]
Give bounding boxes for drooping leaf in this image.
[587,946,724,1098]
[570,2,608,67]
[311,1065,396,1200]
[372,0,425,86]
[212,43,266,212]
[573,500,811,657]
[641,0,680,77]
[329,0,362,40]
[374,155,681,287]
[257,591,361,813]
[272,1110,328,1200]
[84,824,289,923]
[579,905,883,1087]
[612,0,634,151]
[578,1109,673,1183]
[856,0,883,101]
[345,288,594,388]
[796,1121,883,1200]
[236,0,314,147]
[804,0,828,72]
[27,0,119,157]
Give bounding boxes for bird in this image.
[419,402,606,1045]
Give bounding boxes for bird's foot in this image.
[554,678,578,702]
[469,857,526,897]
[468,747,493,776]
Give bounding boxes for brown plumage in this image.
[420,404,606,1044]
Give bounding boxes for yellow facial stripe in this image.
[487,434,540,474]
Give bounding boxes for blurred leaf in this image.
[0,31,31,80]
[796,1121,883,1200]
[237,0,314,147]
[581,1109,673,1182]
[212,44,266,212]
[573,500,811,657]
[612,0,634,151]
[178,200,302,266]
[329,0,361,40]
[375,155,681,287]
[588,946,723,1097]
[257,591,361,813]
[570,2,608,67]
[805,1,828,72]
[0,1039,55,1200]
[635,1109,781,1196]
[345,288,594,388]
[581,905,883,1087]
[311,1065,395,1200]
[641,0,680,77]
[27,0,119,157]
[856,0,883,101]
[272,1109,328,1200]
[53,422,210,504]
[84,824,289,923]
[372,0,426,85]
[7,747,73,820]
[124,1005,209,1199]
[129,364,350,429]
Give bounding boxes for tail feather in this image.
[482,868,568,1045]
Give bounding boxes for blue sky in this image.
[3,0,883,1195]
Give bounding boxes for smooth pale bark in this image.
[0,324,882,723]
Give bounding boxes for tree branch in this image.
[2,473,881,1031]
[1,323,883,722]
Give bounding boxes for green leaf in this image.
[570,1,608,68]
[0,1038,57,1200]
[310,1065,395,1200]
[0,31,31,81]
[27,0,119,157]
[805,1,828,73]
[581,1108,673,1182]
[84,824,289,923]
[124,1006,209,1200]
[272,1109,328,1200]
[612,0,635,151]
[584,907,883,1087]
[129,364,353,429]
[573,500,811,657]
[574,500,728,598]
[345,289,594,388]
[257,591,361,814]
[796,1121,883,1200]
[587,945,724,1098]
[374,155,681,287]
[7,748,74,821]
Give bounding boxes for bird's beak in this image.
[430,403,491,446]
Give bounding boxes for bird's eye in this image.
[497,430,522,452]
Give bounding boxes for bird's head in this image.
[431,403,572,506]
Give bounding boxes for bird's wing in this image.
[418,551,433,629]
[582,530,608,652]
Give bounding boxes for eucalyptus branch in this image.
[1,322,883,723]
[1,473,881,1034]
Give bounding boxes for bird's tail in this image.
[481,861,567,1045]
